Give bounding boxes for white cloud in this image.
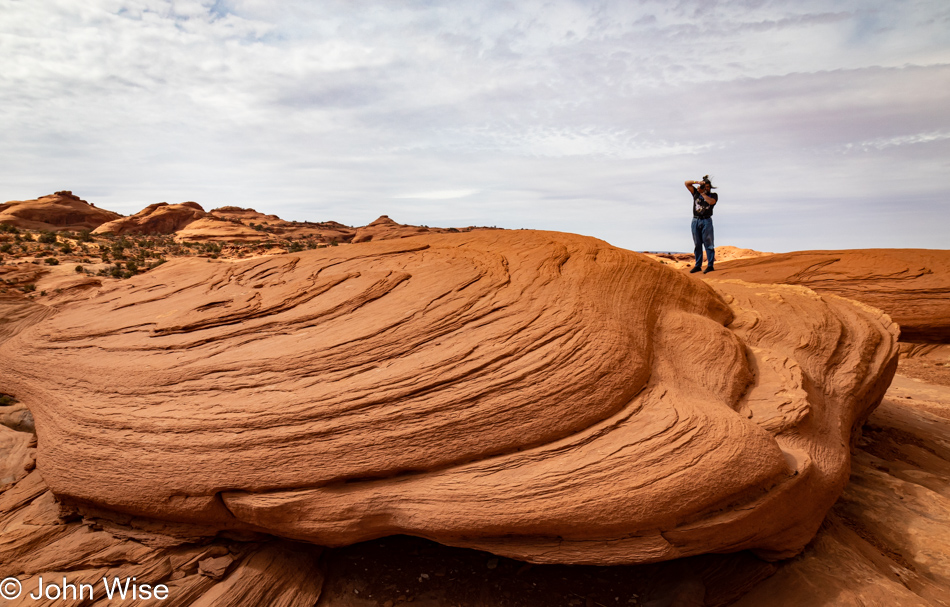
[394,189,478,200]
[1,0,949,251]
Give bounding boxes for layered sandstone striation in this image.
[0,191,121,231]
[93,201,207,236]
[714,249,950,343]
[1,231,898,565]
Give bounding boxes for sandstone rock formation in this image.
[209,207,357,243]
[713,249,950,343]
[0,192,121,231]
[352,215,436,243]
[0,470,325,607]
[1,231,898,566]
[173,216,264,242]
[92,202,207,236]
[733,374,950,606]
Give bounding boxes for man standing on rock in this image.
[685,175,718,273]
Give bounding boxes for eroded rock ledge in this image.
[0,231,898,565]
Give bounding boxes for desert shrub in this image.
[44,257,59,265]
[288,241,303,253]
[75,265,84,273]
[126,260,139,274]
[0,243,11,253]
[38,231,57,244]
[79,230,93,242]
[59,242,72,254]
[22,283,36,292]
[0,394,16,406]
[0,224,19,234]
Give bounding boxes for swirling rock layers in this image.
[714,249,950,343]
[0,231,898,564]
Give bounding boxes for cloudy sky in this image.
[2,0,948,252]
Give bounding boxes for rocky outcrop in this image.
[0,470,325,607]
[173,216,264,242]
[209,206,282,224]
[0,192,121,231]
[733,375,950,606]
[351,215,434,243]
[92,202,206,236]
[713,249,950,343]
[0,230,898,566]
[209,207,357,243]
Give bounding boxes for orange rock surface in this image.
[352,215,436,243]
[713,249,950,342]
[1,231,898,565]
[173,216,264,242]
[0,191,121,231]
[93,201,207,236]
[209,206,357,242]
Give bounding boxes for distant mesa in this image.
[715,249,950,343]
[0,191,122,231]
[2,230,899,565]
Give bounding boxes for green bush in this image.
[38,231,57,244]
[75,265,84,273]
[45,257,59,265]
[0,243,11,253]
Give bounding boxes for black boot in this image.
[690,266,702,273]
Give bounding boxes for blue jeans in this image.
[691,217,715,268]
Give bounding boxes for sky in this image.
[1,0,949,252]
